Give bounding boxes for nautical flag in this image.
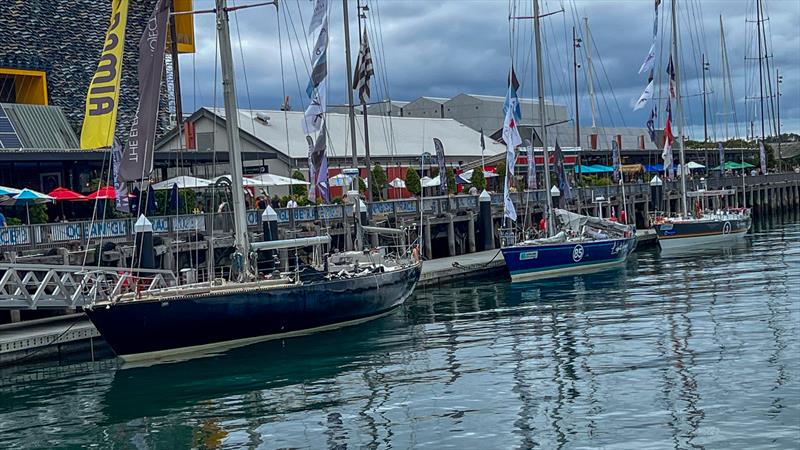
[502,106,521,222]
[111,137,129,213]
[759,140,767,175]
[303,83,326,134]
[638,43,656,74]
[718,142,725,176]
[81,0,129,149]
[662,99,674,180]
[308,0,328,35]
[305,22,329,98]
[120,0,169,181]
[612,139,622,183]
[554,140,572,206]
[667,55,676,98]
[634,79,655,111]
[303,1,328,134]
[353,29,374,103]
[308,125,329,202]
[646,107,657,142]
[434,138,448,195]
[503,68,522,122]
[524,138,537,191]
[480,128,486,153]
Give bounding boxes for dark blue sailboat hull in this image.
[85,264,421,361]
[501,237,636,282]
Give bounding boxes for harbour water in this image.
[1,215,798,449]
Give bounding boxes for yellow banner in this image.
[80,0,129,149]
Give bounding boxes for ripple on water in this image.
[0,219,798,449]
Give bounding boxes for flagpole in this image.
[356,1,373,209]
[342,0,359,175]
[670,0,688,218]
[534,0,555,235]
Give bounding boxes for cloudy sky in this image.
[178,0,800,139]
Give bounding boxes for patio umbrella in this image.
[328,173,353,187]
[48,187,88,201]
[686,161,705,170]
[146,184,157,216]
[0,185,21,200]
[86,185,117,200]
[457,169,500,183]
[212,174,271,187]
[169,183,180,213]
[253,173,310,186]
[388,177,406,188]
[152,175,213,190]
[1,188,55,224]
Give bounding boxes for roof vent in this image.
[255,112,271,124]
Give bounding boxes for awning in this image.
[621,164,644,173]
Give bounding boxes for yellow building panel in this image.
[0,68,48,105]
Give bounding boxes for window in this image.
[0,68,48,105]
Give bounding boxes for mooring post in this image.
[133,214,155,271]
[479,190,494,251]
[262,206,278,269]
[447,213,456,256]
[467,211,476,254]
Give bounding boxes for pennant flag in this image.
[302,83,326,135]
[633,79,655,111]
[111,137,129,212]
[759,140,767,175]
[554,140,572,206]
[612,139,622,183]
[667,55,676,98]
[525,138,537,191]
[81,0,129,149]
[434,138,447,195]
[502,105,521,222]
[662,99,674,180]
[120,0,169,181]
[503,68,522,122]
[353,29,374,103]
[638,43,656,74]
[646,107,657,143]
[307,0,328,35]
[480,128,486,151]
[308,125,329,202]
[302,2,328,134]
[718,142,725,175]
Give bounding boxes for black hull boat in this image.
[85,263,421,362]
[654,209,752,250]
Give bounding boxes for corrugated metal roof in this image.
[0,103,80,149]
[177,108,503,161]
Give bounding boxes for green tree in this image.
[446,168,456,194]
[291,170,308,198]
[371,162,388,200]
[469,169,486,191]
[357,177,367,194]
[28,204,48,224]
[405,168,421,196]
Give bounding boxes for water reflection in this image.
[0,219,797,449]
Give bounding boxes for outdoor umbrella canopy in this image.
[686,161,705,170]
[457,169,500,183]
[589,164,614,172]
[389,177,406,188]
[421,176,439,188]
[212,175,271,187]
[328,173,353,187]
[152,175,213,190]
[47,187,88,201]
[711,161,755,170]
[252,173,310,186]
[86,186,117,200]
[1,188,55,224]
[574,165,604,174]
[0,185,21,199]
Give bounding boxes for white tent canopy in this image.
[152,175,214,190]
[328,173,352,187]
[686,161,705,169]
[212,175,271,187]
[389,177,406,188]
[421,176,439,188]
[252,173,310,186]
[457,169,499,183]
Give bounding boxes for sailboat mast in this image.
[357,0,373,205]
[342,0,359,169]
[756,0,766,142]
[583,17,597,130]
[215,0,251,276]
[670,0,688,217]
[572,26,581,148]
[533,0,554,234]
